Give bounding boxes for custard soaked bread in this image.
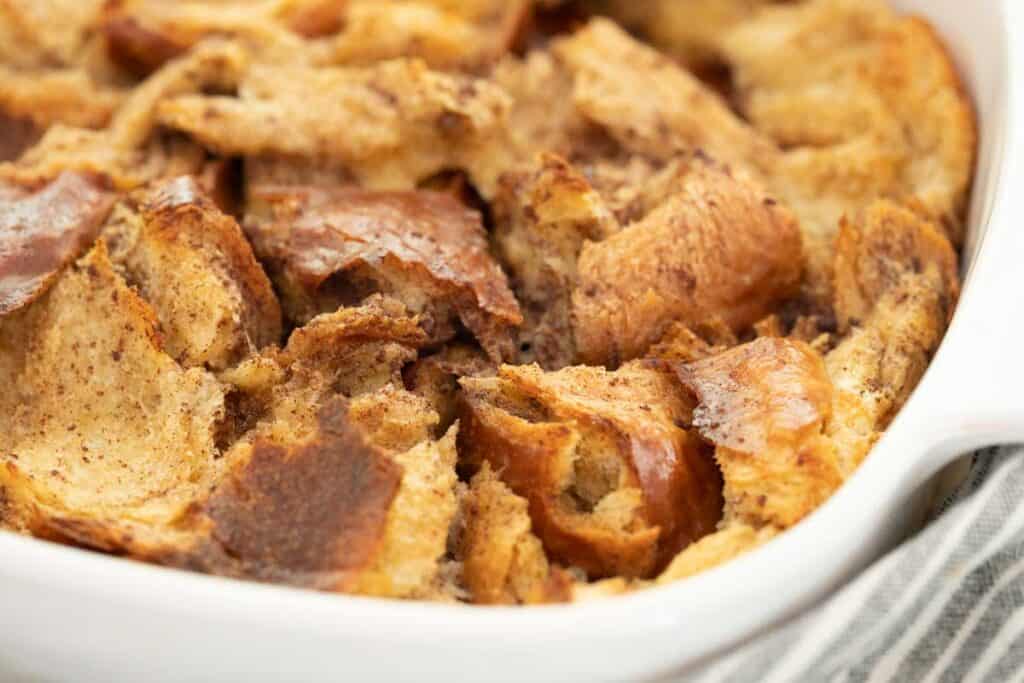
[0,0,971,604]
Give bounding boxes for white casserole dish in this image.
[2,1,1022,680]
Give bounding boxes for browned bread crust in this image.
[245,185,521,360]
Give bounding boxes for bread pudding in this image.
[0,0,974,604]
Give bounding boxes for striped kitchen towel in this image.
[683,445,1024,683]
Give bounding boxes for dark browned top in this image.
[248,186,522,325]
[202,399,402,587]
[0,172,114,316]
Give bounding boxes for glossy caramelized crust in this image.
[0,172,114,316]
[677,337,841,529]
[103,176,282,370]
[573,160,802,366]
[245,186,521,360]
[653,204,959,581]
[459,362,722,578]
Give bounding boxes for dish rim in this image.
[0,0,1019,678]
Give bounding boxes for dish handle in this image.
[907,175,1024,483]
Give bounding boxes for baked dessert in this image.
[0,0,974,604]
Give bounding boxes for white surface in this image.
[2,2,1022,681]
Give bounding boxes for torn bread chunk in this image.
[218,295,430,447]
[0,242,228,534]
[158,59,510,190]
[177,397,405,591]
[457,463,571,605]
[101,176,282,370]
[491,154,617,368]
[647,337,839,583]
[676,337,841,530]
[721,0,975,302]
[551,19,776,174]
[825,200,958,476]
[0,171,114,317]
[245,185,521,361]
[491,153,800,370]
[459,362,722,579]
[24,297,463,600]
[1,41,248,189]
[573,157,800,367]
[349,423,459,599]
[217,299,462,598]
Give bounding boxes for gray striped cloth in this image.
[680,446,1024,682]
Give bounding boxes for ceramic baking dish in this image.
[2,0,1022,680]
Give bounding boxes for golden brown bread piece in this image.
[8,290,462,599]
[677,337,842,529]
[459,361,722,578]
[825,200,958,476]
[0,242,228,534]
[216,299,463,598]
[0,171,114,316]
[482,13,971,311]
[245,185,522,361]
[158,59,510,190]
[572,158,802,366]
[654,203,959,583]
[551,19,775,174]
[722,0,976,300]
[1,41,248,188]
[177,397,407,591]
[456,463,571,605]
[101,176,282,370]
[635,337,841,583]
[491,154,616,368]
[492,153,800,370]
[465,18,774,198]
